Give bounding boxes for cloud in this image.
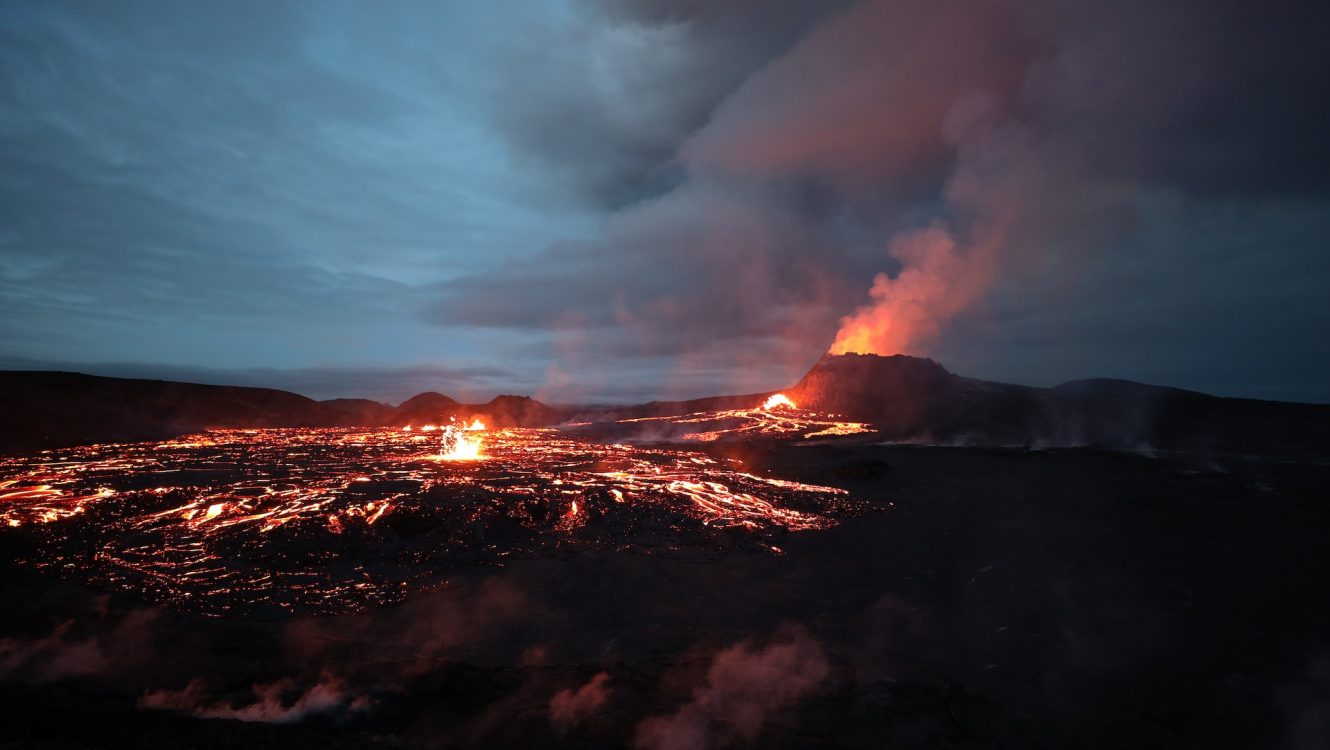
[1,0,1328,401]
[489,0,853,209]
[469,0,1330,401]
[634,627,830,750]
[0,1,585,383]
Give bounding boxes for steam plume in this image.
[140,672,369,723]
[549,671,613,733]
[634,628,830,750]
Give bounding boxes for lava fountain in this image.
[438,418,485,461]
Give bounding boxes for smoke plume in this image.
[549,671,613,733]
[634,627,830,750]
[447,0,1330,398]
[281,578,528,682]
[0,607,162,684]
[139,672,370,723]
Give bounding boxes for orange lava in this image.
[0,425,863,615]
[616,397,870,442]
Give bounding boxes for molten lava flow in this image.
[0,480,114,526]
[0,425,866,615]
[613,397,870,443]
[438,419,484,461]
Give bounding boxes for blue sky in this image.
[2,0,1327,403]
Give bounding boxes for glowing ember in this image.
[762,393,796,410]
[0,426,865,616]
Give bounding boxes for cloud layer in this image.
[1,0,1327,401]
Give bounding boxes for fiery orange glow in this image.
[614,399,870,442]
[828,225,991,356]
[0,424,864,615]
[437,419,484,461]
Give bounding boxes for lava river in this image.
[0,423,864,617]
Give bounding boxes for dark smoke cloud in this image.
[490,0,853,209]
[443,0,1330,401]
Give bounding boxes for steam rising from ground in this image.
[0,606,161,684]
[549,671,613,733]
[134,578,528,722]
[140,673,369,723]
[634,628,830,750]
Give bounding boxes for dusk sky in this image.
[1,0,1327,403]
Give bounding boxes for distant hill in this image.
[0,372,569,452]
[394,392,462,424]
[0,371,349,452]
[3,357,1327,459]
[321,398,397,425]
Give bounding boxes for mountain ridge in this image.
[3,356,1328,458]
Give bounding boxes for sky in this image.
[1,0,1327,404]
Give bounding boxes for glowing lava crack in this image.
[0,422,866,616]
